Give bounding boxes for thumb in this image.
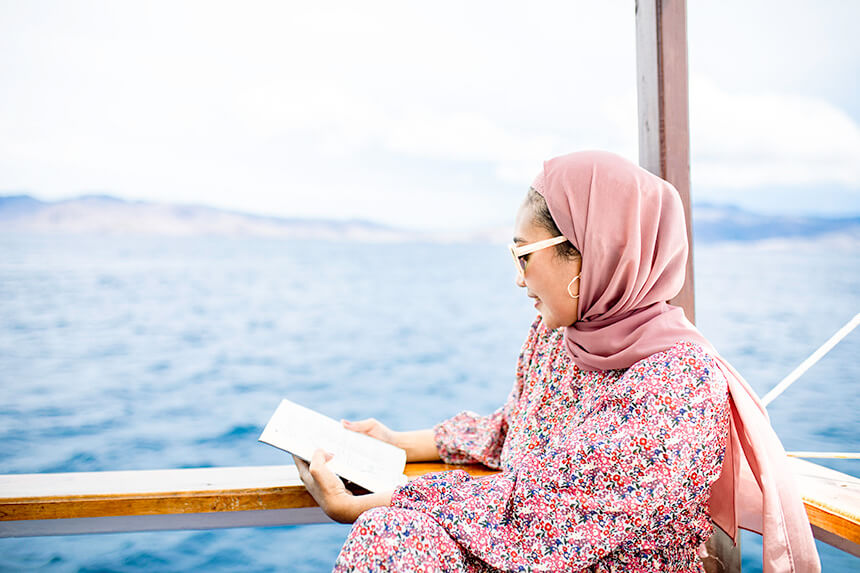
[308,449,345,492]
[310,448,333,466]
[309,449,336,479]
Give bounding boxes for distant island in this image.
[1,194,859,244]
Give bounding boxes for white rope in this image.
[761,312,860,407]
[786,451,860,460]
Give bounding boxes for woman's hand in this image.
[292,450,356,523]
[343,419,440,463]
[292,450,392,524]
[342,418,398,446]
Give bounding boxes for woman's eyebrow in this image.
[512,237,526,244]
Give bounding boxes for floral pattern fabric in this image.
[335,315,730,572]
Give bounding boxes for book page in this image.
[259,398,407,493]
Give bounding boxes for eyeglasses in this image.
[508,235,568,276]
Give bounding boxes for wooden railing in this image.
[0,462,495,537]
[0,458,857,561]
[790,458,860,557]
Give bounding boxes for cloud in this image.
[690,76,860,190]
[2,1,859,228]
[0,1,642,229]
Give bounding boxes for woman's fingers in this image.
[342,418,395,444]
[291,450,363,524]
[293,450,339,490]
[342,418,377,433]
[292,454,307,474]
[292,455,309,480]
[294,451,342,498]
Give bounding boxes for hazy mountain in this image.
[2,194,859,244]
[692,202,860,243]
[0,194,422,242]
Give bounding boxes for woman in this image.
[294,151,820,572]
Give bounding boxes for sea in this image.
[0,233,857,572]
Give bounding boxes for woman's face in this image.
[512,202,581,330]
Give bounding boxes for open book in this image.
[259,398,408,493]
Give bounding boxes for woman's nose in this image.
[515,272,526,288]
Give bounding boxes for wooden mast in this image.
[635,0,695,324]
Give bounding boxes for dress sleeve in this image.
[392,343,730,571]
[432,316,542,469]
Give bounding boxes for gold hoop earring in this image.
[567,275,580,299]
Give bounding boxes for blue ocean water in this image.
[0,233,857,571]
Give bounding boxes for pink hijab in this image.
[532,151,820,572]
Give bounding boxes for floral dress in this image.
[334,315,731,572]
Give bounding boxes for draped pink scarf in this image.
[532,151,820,572]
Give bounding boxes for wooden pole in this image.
[636,1,737,570]
[635,0,696,324]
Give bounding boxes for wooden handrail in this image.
[789,458,860,557]
[0,459,857,559]
[0,463,496,523]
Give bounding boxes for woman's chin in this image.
[540,313,558,329]
[540,311,574,331]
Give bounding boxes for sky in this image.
[1,0,859,231]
